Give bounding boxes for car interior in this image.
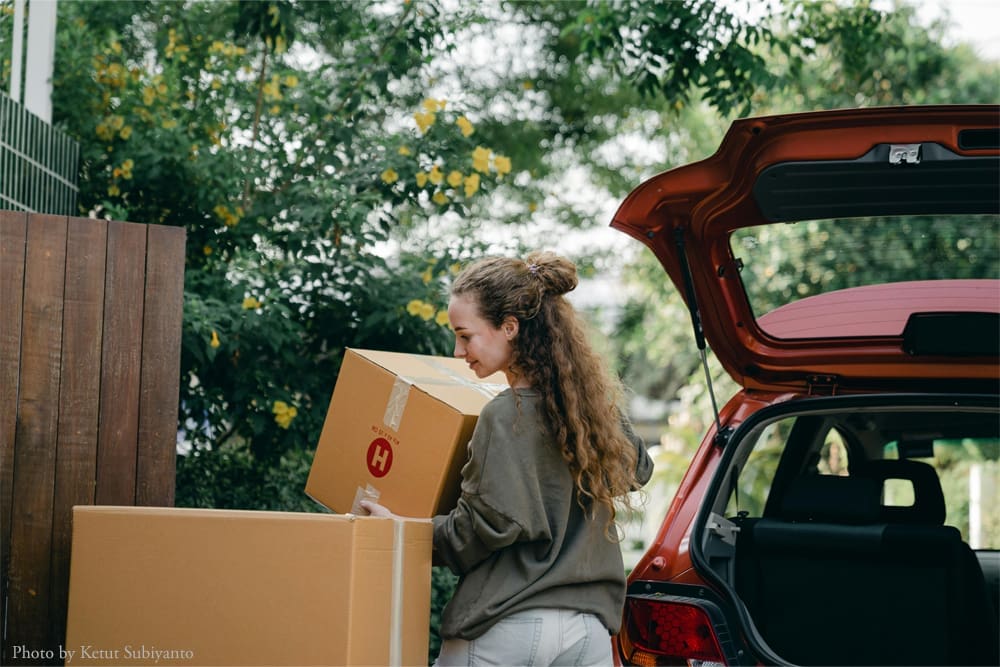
[700,399,1000,666]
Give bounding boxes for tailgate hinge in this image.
[807,374,840,396]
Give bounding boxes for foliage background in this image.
[2,0,997,662]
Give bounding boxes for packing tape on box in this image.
[426,359,508,399]
[381,366,506,432]
[351,483,381,515]
[389,518,406,667]
[383,377,412,430]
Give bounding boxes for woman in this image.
[363,250,653,666]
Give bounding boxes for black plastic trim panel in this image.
[753,143,999,222]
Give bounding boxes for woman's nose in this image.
[453,339,464,358]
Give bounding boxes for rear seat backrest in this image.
[861,458,947,524]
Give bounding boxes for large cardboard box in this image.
[64,506,432,667]
[306,348,506,517]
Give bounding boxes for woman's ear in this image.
[502,315,519,341]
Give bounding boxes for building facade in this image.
[1,0,78,215]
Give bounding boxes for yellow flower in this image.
[422,98,446,112]
[447,170,463,188]
[415,171,428,188]
[414,111,435,134]
[494,155,512,177]
[432,191,448,206]
[528,202,538,213]
[456,116,474,137]
[419,302,435,320]
[213,204,240,227]
[428,165,443,185]
[435,309,450,327]
[107,184,120,196]
[242,296,262,310]
[406,299,424,316]
[210,330,220,348]
[203,245,213,256]
[421,266,434,284]
[398,145,412,156]
[120,159,134,179]
[119,125,133,140]
[162,118,178,130]
[284,74,299,87]
[142,86,156,105]
[273,400,297,429]
[262,75,282,101]
[381,168,399,184]
[464,173,480,197]
[472,146,491,173]
[449,262,462,275]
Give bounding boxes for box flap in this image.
[351,348,507,414]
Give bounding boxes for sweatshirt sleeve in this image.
[432,403,527,575]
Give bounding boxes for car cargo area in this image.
[698,396,1000,666]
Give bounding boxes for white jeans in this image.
[433,609,614,667]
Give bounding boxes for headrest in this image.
[779,474,882,524]
[861,459,946,525]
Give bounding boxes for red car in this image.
[611,105,1000,666]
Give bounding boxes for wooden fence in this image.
[0,211,186,665]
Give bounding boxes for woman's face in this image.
[448,294,517,382]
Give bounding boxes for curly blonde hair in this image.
[451,250,640,535]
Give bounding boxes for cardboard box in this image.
[64,506,432,666]
[306,348,506,517]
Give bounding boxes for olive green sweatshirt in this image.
[432,388,654,640]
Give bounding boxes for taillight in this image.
[620,596,728,666]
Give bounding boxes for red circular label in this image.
[366,438,394,478]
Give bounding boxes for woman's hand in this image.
[358,500,397,518]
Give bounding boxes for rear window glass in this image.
[731,214,1000,338]
[727,412,1000,550]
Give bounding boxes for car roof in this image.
[612,105,1000,393]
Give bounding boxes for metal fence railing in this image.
[0,92,79,215]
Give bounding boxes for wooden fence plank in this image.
[136,224,186,507]
[48,217,108,652]
[6,214,67,663]
[95,221,147,505]
[0,210,27,650]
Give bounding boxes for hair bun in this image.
[525,251,578,296]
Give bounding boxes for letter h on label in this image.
[366,437,393,478]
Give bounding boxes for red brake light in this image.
[621,597,727,666]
